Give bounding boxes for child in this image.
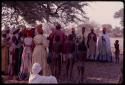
[114,40,120,63]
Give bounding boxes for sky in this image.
[84,1,123,28]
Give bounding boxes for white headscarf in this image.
[29,63,42,83]
[29,63,58,84]
[32,63,42,74]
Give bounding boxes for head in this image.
[56,24,61,30]
[68,34,73,41]
[91,28,94,33]
[82,27,85,34]
[27,30,32,37]
[72,28,75,34]
[51,28,55,33]
[102,27,106,34]
[2,31,6,38]
[115,40,119,44]
[32,63,42,75]
[36,24,43,34]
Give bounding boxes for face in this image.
[82,27,85,34]
[102,28,106,34]
[91,29,94,32]
[72,28,75,33]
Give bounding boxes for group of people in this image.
[1,23,120,83]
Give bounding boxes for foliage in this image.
[114,8,123,26]
[2,1,89,27]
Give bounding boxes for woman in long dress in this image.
[19,30,33,80]
[96,27,112,62]
[32,24,51,76]
[1,30,9,75]
[87,28,97,60]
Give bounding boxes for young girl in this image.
[114,40,120,63]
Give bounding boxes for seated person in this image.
[29,63,58,84]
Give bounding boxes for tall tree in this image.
[2,1,89,27]
[114,8,123,26]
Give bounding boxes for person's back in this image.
[29,75,58,84]
[29,63,58,84]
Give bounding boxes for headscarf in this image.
[26,29,33,37]
[29,63,42,83]
[36,24,43,34]
[32,63,42,74]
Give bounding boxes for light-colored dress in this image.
[19,37,33,79]
[87,33,97,60]
[96,33,112,62]
[32,34,51,76]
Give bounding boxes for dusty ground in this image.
[1,54,123,84]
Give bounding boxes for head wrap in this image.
[26,29,33,37]
[32,63,42,74]
[36,24,43,34]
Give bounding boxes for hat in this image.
[26,29,33,37]
[32,63,42,74]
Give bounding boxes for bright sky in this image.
[85,1,123,28]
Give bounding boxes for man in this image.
[77,27,87,83]
[97,27,112,62]
[52,24,66,79]
[29,63,58,84]
[69,28,76,42]
[87,28,97,60]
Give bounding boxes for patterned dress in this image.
[19,37,33,80]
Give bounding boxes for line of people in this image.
[2,23,119,83]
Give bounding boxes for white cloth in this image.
[101,33,112,56]
[29,75,58,84]
[29,63,58,84]
[32,63,42,75]
[24,37,33,46]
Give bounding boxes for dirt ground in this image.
[1,54,123,84]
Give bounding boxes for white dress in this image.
[32,34,51,76]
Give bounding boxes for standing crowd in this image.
[1,23,120,83]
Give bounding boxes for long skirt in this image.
[15,46,23,76]
[32,45,51,76]
[2,46,9,74]
[19,47,32,80]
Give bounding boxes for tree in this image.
[2,1,89,27]
[114,8,123,26]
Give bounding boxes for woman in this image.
[1,30,9,75]
[87,28,97,60]
[19,30,33,80]
[8,28,17,79]
[32,24,51,76]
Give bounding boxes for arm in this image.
[87,34,90,48]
